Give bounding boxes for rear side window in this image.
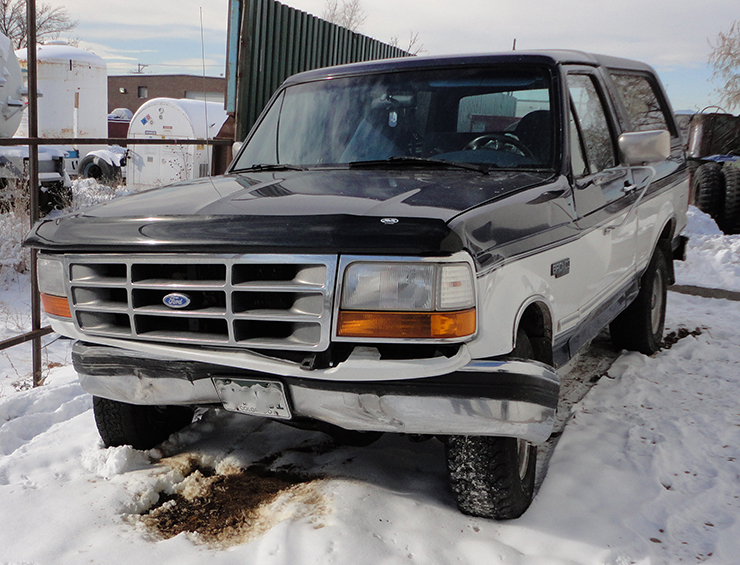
[609,73,669,133]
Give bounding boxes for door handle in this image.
[622,182,637,193]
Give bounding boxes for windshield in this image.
[234,65,555,171]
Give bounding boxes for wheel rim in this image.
[650,268,664,335]
[517,439,531,480]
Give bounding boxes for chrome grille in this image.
[65,255,338,351]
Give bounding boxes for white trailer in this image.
[126,98,228,191]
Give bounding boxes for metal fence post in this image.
[26,0,44,387]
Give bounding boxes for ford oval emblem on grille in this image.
[381,217,399,225]
[163,293,191,309]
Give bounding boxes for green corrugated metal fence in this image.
[227,0,410,140]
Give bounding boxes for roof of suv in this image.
[282,50,657,86]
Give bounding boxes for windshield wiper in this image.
[348,156,493,174]
[234,163,306,172]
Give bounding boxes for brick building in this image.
[107,74,226,114]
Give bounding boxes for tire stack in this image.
[723,163,740,233]
[692,160,740,234]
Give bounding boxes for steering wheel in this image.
[463,133,536,159]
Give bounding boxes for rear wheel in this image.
[445,328,538,520]
[92,396,194,450]
[610,247,668,355]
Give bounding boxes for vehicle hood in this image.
[25,169,553,254]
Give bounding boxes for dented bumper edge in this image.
[73,342,559,444]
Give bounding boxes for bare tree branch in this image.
[709,20,740,111]
[390,31,426,56]
[0,0,78,49]
[322,0,367,33]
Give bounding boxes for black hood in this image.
[25,169,552,254]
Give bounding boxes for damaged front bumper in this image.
[73,342,559,444]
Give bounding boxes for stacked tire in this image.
[723,164,740,234]
[692,160,740,234]
[692,162,724,220]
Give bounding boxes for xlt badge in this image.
[551,258,571,279]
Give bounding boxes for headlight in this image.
[337,261,476,340]
[37,256,71,318]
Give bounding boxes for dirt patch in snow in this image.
[662,326,705,349]
[137,454,328,548]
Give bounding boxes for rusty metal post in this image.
[26,0,43,387]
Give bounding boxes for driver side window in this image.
[567,74,616,176]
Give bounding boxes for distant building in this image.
[107,75,226,114]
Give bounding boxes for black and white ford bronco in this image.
[26,51,689,519]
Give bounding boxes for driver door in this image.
[566,71,638,330]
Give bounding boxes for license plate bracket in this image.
[213,377,292,419]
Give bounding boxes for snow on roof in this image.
[16,43,106,68]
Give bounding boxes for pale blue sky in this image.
[47,0,736,113]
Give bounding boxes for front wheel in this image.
[445,327,538,520]
[610,247,668,355]
[92,396,194,450]
[446,435,536,520]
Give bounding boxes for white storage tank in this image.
[127,98,228,190]
[0,32,24,138]
[16,41,107,139]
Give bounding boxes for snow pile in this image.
[3,196,740,562]
[0,294,739,563]
[69,177,133,211]
[0,209,30,287]
[530,294,740,564]
[674,207,740,291]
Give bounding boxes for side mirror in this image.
[618,130,670,166]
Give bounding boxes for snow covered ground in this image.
[1,203,740,564]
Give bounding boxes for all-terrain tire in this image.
[446,435,537,520]
[692,162,725,221]
[78,155,121,184]
[92,396,194,450]
[445,328,538,520]
[609,247,668,355]
[721,165,740,234]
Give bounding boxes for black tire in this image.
[78,154,121,184]
[610,247,668,355]
[445,328,537,520]
[92,396,194,450]
[692,162,725,221]
[722,165,740,234]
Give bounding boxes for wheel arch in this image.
[514,299,554,365]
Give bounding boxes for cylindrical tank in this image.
[16,41,107,139]
[127,98,229,190]
[0,33,24,138]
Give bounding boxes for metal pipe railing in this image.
[27,0,42,387]
[3,2,235,387]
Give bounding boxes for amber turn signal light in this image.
[40,293,72,318]
[337,309,476,339]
